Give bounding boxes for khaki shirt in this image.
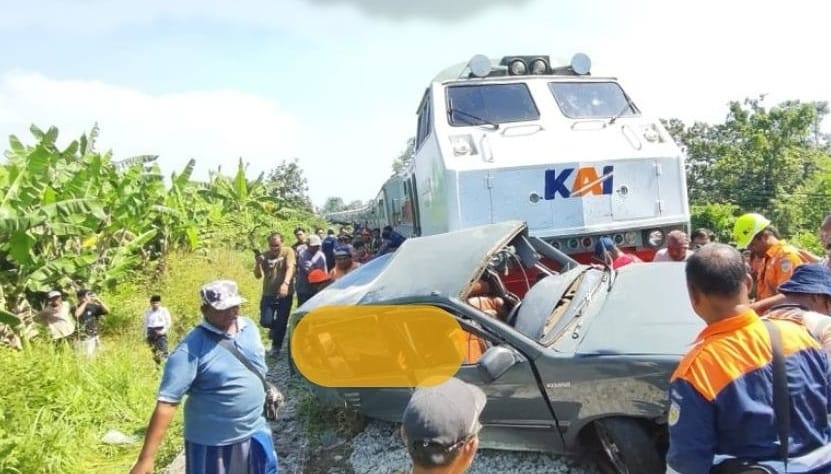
[36,302,75,340]
[259,247,296,296]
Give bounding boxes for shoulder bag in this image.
[199,327,285,421]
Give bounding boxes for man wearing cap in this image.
[401,377,487,474]
[330,248,361,281]
[733,212,806,300]
[594,237,641,269]
[130,280,278,474]
[763,263,831,359]
[296,234,328,306]
[35,290,75,343]
[652,230,692,262]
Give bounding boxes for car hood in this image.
[575,262,705,356]
[297,220,526,313]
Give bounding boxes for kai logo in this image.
[544,165,614,200]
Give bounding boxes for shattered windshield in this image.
[540,268,606,346]
[446,83,540,126]
[549,81,639,119]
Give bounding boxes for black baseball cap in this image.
[402,377,487,465]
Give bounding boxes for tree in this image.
[664,97,831,237]
[322,197,346,213]
[392,137,415,175]
[265,158,313,212]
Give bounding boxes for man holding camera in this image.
[253,232,296,357]
[74,289,109,356]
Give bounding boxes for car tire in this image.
[592,417,664,474]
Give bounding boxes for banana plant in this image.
[0,124,322,349]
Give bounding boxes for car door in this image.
[306,303,564,453]
[453,324,566,454]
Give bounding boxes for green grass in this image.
[0,248,270,474]
[293,378,365,446]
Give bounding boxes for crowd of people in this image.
[119,210,831,474]
[593,212,831,304]
[254,224,407,357]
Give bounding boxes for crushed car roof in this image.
[300,220,525,310]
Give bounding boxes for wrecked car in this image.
[288,220,704,473]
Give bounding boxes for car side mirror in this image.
[477,346,518,383]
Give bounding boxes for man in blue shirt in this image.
[378,225,406,255]
[322,228,337,270]
[130,280,278,474]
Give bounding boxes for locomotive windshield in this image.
[549,81,638,119]
[446,83,539,127]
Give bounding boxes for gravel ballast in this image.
[266,355,599,474]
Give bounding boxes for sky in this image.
[1,0,830,207]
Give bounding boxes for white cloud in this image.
[0,71,301,182]
[0,0,371,41]
[587,0,831,128]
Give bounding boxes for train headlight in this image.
[530,58,548,75]
[509,59,527,75]
[449,134,477,156]
[647,229,664,247]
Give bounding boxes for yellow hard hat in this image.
[733,213,771,249]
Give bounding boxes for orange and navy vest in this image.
[666,309,831,473]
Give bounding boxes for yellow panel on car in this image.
[291,305,466,388]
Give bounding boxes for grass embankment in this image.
[0,249,267,474]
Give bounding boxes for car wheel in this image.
[593,417,664,474]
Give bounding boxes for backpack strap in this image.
[762,319,790,473]
[199,326,268,392]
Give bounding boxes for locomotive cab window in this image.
[415,91,432,150]
[548,81,640,119]
[446,83,539,126]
